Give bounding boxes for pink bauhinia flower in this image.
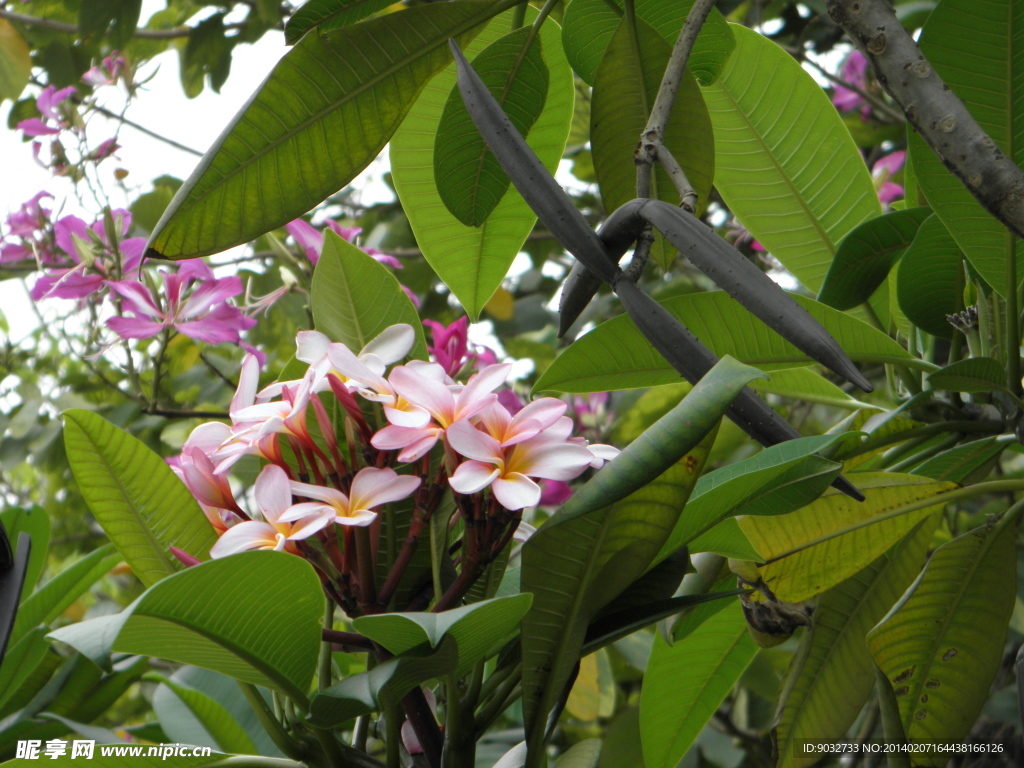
[17,85,76,137]
[31,210,145,301]
[872,150,906,204]
[371,363,510,461]
[210,465,331,557]
[423,317,469,377]
[831,50,870,116]
[283,467,421,527]
[285,218,401,269]
[446,416,595,510]
[0,191,53,264]
[105,260,255,342]
[82,52,127,87]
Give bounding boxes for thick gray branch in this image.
[826,0,1024,240]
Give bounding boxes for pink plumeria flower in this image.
[371,363,510,462]
[872,150,906,205]
[17,85,76,137]
[297,324,413,391]
[283,467,421,527]
[106,260,255,342]
[423,317,469,377]
[210,465,330,557]
[447,416,595,510]
[230,360,314,443]
[474,398,567,448]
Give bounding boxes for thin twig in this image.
[655,145,698,211]
[92,104,203,157]
[792,49,906,124]
[0,8,249,39]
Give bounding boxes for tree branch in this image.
[0,8,249,40]
[826,0,1024,241]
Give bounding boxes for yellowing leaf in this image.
[0,20,31,103]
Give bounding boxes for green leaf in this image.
[0,506,50,602]
[4,754,225,768]
[639,601,758,768]
[520,360,751,751]
[49,551,324,704]
[78,0,142,48]
[11,543,120,648]
[913,438,1005,483]
[285,0,394,45]
[687,518,761,560]
[62,410,218,587]
[702,24,881,293]
[896,214,964,339]
[308,634,458,726]
[773,516,937,767]
[180,14,234,98]
[818,208,932,310]
[739,473,959,602]
[435,26,549,227]
[927,357,1010,395]
[554,738,602,768]
[0,20,31,103]
[311,230,428,359]
[590,16,714,267]
[354,594,532,676]
[868,518,1018,762]
[907,0,1024,298]
[149,674,258,755]
[533,291,920,395]
[656,434,855,563]
[146,1,499,260]
[0,628,52,713]
[749,367,876,410]
[561,0,734,86]
[391,8,573,319]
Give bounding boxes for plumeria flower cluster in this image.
[173,319,617,613]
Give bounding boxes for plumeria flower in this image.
[447,416,595,510]
[31,210,145,301]
[17,85,77,137]
[474,398,567,448]
[872,150,906,205]
[105,260,255,342]
[229,356,314,443]
[283,467,421,527]
[210,465,331,557]
[173,422,242,515]
[82,52,127,87]
[372,363,510,461]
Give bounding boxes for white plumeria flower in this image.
[210,465,330,557]
[282,467,422,527]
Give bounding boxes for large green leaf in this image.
[149,674,258,755]
[354,594,532,676]
[0,628,52,714]
[284,0,394,44]
[749,367,876,410]
[10,543,120,648]
[533,291,920,395]
[639,601,758,768]
[308,635,458,726]
[896,214,964,339]
[927,357,1010,395]
[818,208,932,310]
[391,8,573,319]
[311,230,428,359]
[739,473,958,602]
[63,410,218,587]
[702,24,881,293]
[561,0,734,86]
[435,26,549,226]
[773,517,937,767]
[520,358,762,755]
[591,16,714,267]
[146,1,499,260]
[656,434,855,563]
[49,551,324,705]
[868,517,1018,763]
[913,438,1005,483]
[907,0,1024,297]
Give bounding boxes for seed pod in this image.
[450,40,620,285]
